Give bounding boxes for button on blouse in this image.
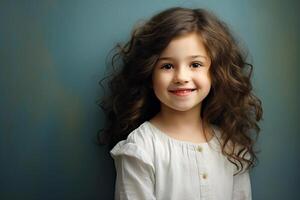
[110,121,252,200]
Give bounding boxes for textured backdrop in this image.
[1,0,299,199]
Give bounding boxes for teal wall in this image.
[1,0,299,199]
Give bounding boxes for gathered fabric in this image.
[110,121,252,200]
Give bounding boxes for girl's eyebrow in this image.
[158,55,208,61]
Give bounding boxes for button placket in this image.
[194,145,211,199]
[195,145,208,183]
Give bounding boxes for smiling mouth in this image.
[169,89,197,96]
[169,88,197,92]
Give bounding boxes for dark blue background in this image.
[1,0,299,199]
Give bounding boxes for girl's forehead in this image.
[159,32,210,61]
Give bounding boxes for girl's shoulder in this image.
[110,121,155,165]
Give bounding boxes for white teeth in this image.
[175,90,191,92]
[170,89,196,92]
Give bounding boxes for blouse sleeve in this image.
[232,170,252,200]
[110,141,156,200]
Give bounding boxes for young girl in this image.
[98,7,263,200]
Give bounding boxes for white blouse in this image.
[110,121,252,200]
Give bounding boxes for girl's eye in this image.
[161,63,173,70]
[191,62,203,68]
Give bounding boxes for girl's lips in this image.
[169,89,197,96]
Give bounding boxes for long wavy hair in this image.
[97,7,263,174]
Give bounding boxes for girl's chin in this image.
[166,104,201,112]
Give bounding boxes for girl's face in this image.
[152,32,211,113]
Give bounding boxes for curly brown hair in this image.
[97,7,263,175]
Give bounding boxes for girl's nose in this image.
[173,67,190,84]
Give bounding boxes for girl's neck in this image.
[149,104,214,143]
[153,104,203,131]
